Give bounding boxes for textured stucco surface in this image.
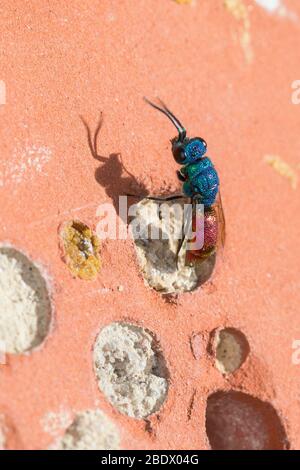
[52,409,120,450]
[0,247,52,353]
[94,322,168,418]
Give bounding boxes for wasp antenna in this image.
[143,97,186,142]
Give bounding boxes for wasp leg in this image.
[177,170,186,182]
[146,194,185,201]
[126,193,148,200]
[126,193,185,202]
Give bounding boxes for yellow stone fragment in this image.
[224,0,253,63]
[174,0,193,5]
[264,155,298,190]
[61,220,101,280]
[224,0,248,21]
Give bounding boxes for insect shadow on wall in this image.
[80,113,149,224]
[80,114,174,257]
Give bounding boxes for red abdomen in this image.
[186,206,218,263]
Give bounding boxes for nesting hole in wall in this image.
[60,220,101,280]
[133,199,215,293]
[93,322,169,418]
[0,247,52,354]
[215,328,250,374]
[53,410,120,450]
[205,391,288,450]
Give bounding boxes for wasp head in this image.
[172,137,207,165]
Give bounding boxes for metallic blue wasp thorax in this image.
[182,157,219,207]
[184,139,207,162]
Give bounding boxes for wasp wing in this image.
[213,190,226,252]
[184,190,225,270]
